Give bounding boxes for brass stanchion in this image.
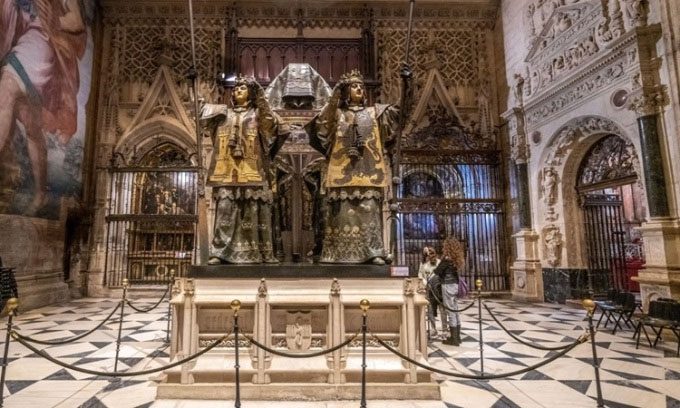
[360,299,370,408]
[114,278,129,373]
[476,278,485,378]
[0,298,18,408]
[583,299,604,407]
[166,269,175,343]
[231,299,241,408]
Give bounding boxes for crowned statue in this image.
[305,70,400,264]
[201,75,289,264]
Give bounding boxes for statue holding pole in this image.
[305,70,400,264]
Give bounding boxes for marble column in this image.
[515,162,532,229]
[502,107,543,301]
[637,114,670,217]
[628,89,680,309]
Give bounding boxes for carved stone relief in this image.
[542,224,563,267]
[540,167,559,206]
[521,0,656,126]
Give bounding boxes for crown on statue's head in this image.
[340,69,364,84]
[234,74,255,86]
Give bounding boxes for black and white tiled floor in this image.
[1,297,679,407]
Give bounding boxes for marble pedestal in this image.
[156,266,440,401]
[510,229,543,302]
[633,219,680,310]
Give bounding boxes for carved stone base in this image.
[510,229,544,302]
[162,276,439,401]
[634,219,680,310]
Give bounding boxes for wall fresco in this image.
[0,0,95,219]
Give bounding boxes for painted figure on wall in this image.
[201,76,289,264]
[305,70,399,264]
[0,0,93,217]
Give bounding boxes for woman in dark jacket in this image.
[432,237,465,346]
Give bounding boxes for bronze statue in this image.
[201,76,289,264]
[305,70,399,264]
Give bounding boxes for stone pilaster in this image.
[627,86,680,307]
[502,106,542,301]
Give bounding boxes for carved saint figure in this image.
[305,70,399,264]
[541,167,558,205]
[543,225,562,267]
[201,76,289,264]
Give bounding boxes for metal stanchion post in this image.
[166,269,175,343]
[476,278,485,378]
[583,299,604,407]
[360,299,370,408]
[231,299,241,408]
[0,298,18,408]
[114,278,129,373]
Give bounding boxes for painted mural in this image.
[0,0,95,219]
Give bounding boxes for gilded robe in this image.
[307,103,399,263]
[202,103,287,263]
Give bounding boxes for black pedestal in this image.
[188,263,396,279]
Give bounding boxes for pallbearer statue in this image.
[306,70,399,264]
[201,76,289,264]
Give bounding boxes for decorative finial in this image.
[475,278,483,291]
[582,298,596,315]
[360,299,370,314]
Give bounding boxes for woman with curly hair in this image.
[432,237,465,346]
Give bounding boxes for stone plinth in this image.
[510,229,543,302]
[634,219,680,310]
[157,268,439,401]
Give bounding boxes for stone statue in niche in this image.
[201,75,290,264]
[513,73,525,106]
[305,70,400,264]
[543,225,563,267]
[541,167,559,206]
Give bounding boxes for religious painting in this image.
[0,0,96,218]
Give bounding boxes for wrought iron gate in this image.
[397,156,509,291]
[581,193,627,293]
[104,145,198,287]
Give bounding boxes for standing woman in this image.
[433,237,466,346]
[418,246,447,338]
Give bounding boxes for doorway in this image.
[577,135,645,295]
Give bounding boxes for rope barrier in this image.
[243,331,360,358]
[10,329,232,378]
[12,303,121,345]
[483,302,578,351]
[427,284,477,313]
[125,287,170,313]
[370,331,589,380]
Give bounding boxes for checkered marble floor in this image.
[1,296,679,408]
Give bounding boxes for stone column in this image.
[628,89,680,308]
[636,113,670,217]
[502,107,544,301]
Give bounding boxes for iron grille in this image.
[104,169,198,287]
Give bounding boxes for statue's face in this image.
[349,82,364,105]
[233,84,249,106]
